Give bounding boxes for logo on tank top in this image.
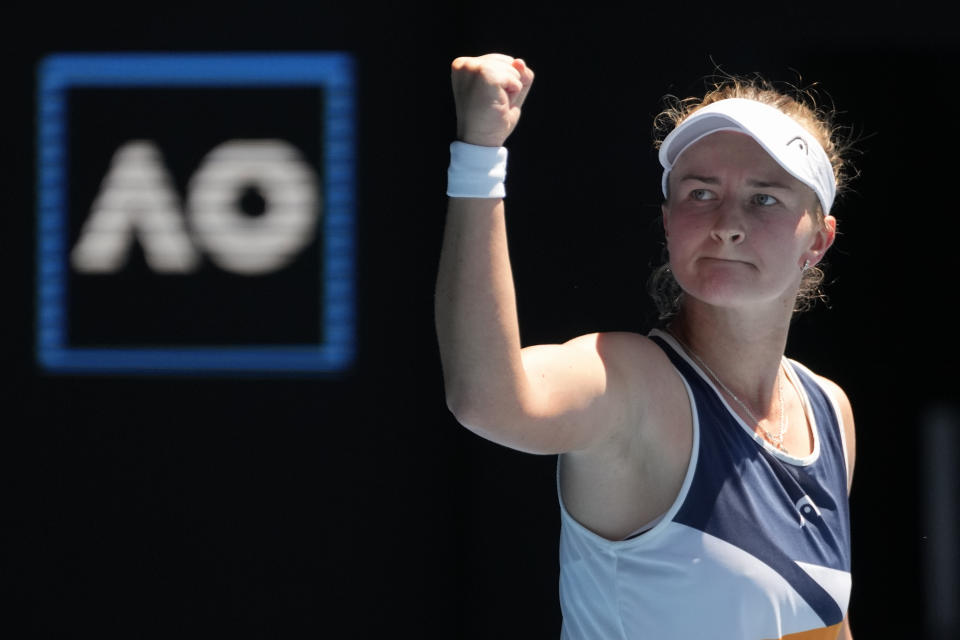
[795,495,822,527]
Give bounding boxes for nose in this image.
[710,202,746,245]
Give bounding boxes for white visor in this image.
[659,98,835,213]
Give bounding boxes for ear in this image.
[661,203,670,238]
[806,214,836,267]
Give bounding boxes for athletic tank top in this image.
[558,329,852,639]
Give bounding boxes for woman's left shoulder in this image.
[788,360,853,416]
[803,368,856,494]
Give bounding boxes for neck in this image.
[668,298,792,415]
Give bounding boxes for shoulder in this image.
[561,331,669,364]
[560,330,692,452]
[561,331,682,401]
[524,330,688,439]
[795,364,856,494]
[514,330,683,454]
[525,331,675,384]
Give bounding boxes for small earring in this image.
[801,259,810,272]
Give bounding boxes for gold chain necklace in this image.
[667,330,789,450]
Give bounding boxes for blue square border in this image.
[36,53,356,374]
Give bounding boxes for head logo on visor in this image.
[659,98,836,214]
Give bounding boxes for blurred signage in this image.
[36,53,356,374]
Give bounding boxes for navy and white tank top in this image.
[558,329,852,639]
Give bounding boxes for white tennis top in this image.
[558,330,852,640]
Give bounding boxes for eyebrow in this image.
[676,174,719,185]
[676,174,796,191]
[746,179,795,191]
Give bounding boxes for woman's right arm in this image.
[435,55,649,455]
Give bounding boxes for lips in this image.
[698,256,754,268]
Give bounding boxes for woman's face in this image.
[662,131,835,311]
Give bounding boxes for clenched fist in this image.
[451,54,534,148]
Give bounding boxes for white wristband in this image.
[446,141,508,198]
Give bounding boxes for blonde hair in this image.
[648,74,856,321]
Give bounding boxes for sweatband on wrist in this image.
[446,141,508,198]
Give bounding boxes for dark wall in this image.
[8,3,959,637]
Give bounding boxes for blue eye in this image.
[691,188,715,201]
[753,194,779,206]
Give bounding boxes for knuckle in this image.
[451,56,481,72]
[451,57,474,73]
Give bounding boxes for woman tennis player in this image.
[436,53,855,639]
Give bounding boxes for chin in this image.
[675,270,747,303]
[675,272,789,310]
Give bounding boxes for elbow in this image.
[443,383,485,431]
[443,378,518,438]
[442,381,550,454]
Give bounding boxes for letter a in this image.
[71,140,200,273]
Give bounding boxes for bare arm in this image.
[435,55,637,454]
[818,375,856,638]
[837,386,856,639]
[816,375,856,495]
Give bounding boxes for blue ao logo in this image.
[36,53,356,374]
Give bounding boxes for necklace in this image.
[667,329,789,451]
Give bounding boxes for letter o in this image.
[187,139,320,275]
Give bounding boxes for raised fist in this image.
[451,54,534,148]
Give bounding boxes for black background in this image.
[7,2,960,637]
